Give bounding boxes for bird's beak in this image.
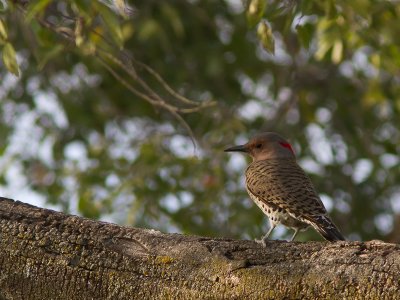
[224,144,248,153]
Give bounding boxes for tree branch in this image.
[0,197,399,299]
[12,0,216,148]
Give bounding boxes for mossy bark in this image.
[0,197,399,299]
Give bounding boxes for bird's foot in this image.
[255,238,267,247]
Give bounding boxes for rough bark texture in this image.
[0,197,399,299]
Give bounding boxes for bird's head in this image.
[224,132,295,161]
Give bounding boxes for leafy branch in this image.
[10,0,217,146]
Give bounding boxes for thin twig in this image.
[98,49,168,105]
[96,55,159,106]
[96,47,137,79]
[92,26,214,111]
[97,54,197,149]
[133,59,207,106]
[17,1,207,147]
[98,48,215,114]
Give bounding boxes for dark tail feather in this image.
[309,215,345,241]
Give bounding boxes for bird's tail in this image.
[308,215,345,241]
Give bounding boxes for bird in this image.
[224,132,345,245]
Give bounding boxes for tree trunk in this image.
[0,197,398,299]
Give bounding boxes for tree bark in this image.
[0,197,399,299]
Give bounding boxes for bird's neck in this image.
[252,155,296,162]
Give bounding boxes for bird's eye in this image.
[256,143,262,148]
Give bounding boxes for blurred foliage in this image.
[0,0,399,242]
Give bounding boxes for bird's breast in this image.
[246,187,307,228]
[246,186,275,216]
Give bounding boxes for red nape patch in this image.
[279,142,295,154]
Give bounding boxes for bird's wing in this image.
[307,215,345,241]
[245,159,327,221]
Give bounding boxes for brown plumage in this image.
[224,132,345,245]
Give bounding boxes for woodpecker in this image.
[224,132,345,245]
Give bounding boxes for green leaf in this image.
[0,0,7,12]
[370,53,380,69]
[315,36,332,61]
[92,1,124,48]
[0,19,7,44]
[75,19,84,47]
[246,0,267,28]
[331,39,343,64]
[296,23,314,49]
[72,0,93,23]
[26,0,52,22]
[113,0,132,19]
[257,21,274,54]
[2,42,19,76]
[161,3,184,38]
[137,19,161,41]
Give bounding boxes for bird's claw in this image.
[255,238,267,247]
